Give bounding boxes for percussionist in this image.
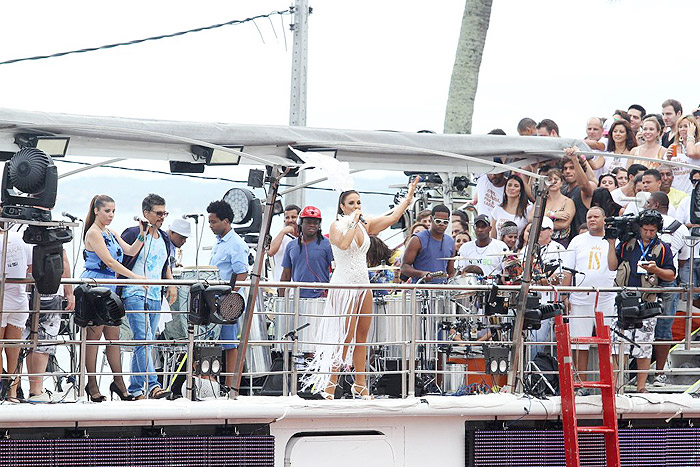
[401,205,455,283]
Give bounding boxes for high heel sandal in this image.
[321,382,337,400]
[148,386,171,400]
[109,382,135,401]
[85,384,106,403]
[351,384,373,400]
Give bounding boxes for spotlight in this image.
[14,134,70,158]
[73,285,125,327]
[484,285,507,316]
[522,292,543,330]
[222,187,262,235]
[615,291,662,330]
[23,225,72,294]
[484,345,509,375]
[188,281,245,326]
[194,345,223,376]
[1,148,58,221]
[191,145,242,166]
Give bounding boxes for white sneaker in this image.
[653,374,669,387]
[27,390,52,402]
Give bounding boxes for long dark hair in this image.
[367,235,394,268]
[501,174,529,218]
[606,119,637,152]
[337,190,359,217]
[84,194,114,240]
[591,187,622,217]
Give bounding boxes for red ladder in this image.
[554,304,621,467]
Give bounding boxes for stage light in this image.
[615,291,662,330]
[23,225,73,294]
[1,148,58,221]
[14,134,70,158]
[484,346,509,375]
[188,282,245,326]
[222,187,263,235]
[194,346,223,376]
[191,145,242,166]
[247,169,265,188]
[73,285,125,327]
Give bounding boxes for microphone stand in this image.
[191,216,201,280]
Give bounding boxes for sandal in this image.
[351,384,373,400]
[321,382,337,401]
[148,386,171,400]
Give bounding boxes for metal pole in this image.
[506,177,549,393]
[686,237,698,351]
[231,166,286,398]
[186,323,195,400]
[282,292,290,396]
[30,287,40,350]
[401,291,407,398]
[193,216,201,281]
[291,288,300,397]
[78,327,87,397]
[0,226,9,334]
[408,288,417,396]
[286,0,310,209]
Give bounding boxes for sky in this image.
[1,0,699,268]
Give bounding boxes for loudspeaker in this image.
[373,360,423,397]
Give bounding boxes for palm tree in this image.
[443,0,493,134]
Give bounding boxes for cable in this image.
[54,160,396,197]
[0,10,292,67]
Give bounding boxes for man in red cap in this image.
[279,206,333,298]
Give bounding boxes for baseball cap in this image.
[474,214,491,226]
[169,218,192,237]
[541,217,554,230]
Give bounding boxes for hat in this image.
[474,214,491,226]
[541,217,554,230]
[300,205,322,219]
[169,218,191,237]
[500,224,519,237]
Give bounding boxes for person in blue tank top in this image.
[80,195,147,402]
[401,204,456,283]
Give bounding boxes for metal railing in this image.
[2,277,699,400]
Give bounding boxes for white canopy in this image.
[0,107,588,174]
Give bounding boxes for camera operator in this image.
[606,210,675,392]
[644,191,689,386]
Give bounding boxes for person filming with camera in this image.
[606,210,675,392]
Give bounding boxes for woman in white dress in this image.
[304,178,419,399]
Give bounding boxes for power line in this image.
[54,159,395,197]
[0,10,291,67]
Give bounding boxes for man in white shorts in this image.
[0,228,32,402]
[562,207,616,390]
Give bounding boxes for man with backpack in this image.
[606,210,676,392]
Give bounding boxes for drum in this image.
[502,258,523,284]
[450,274,483,299]
[272,297,326,354]
[371,295,408,360]
[423,290,454,364]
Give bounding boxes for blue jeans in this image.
[124,295,162,396]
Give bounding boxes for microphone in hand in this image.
[133,216,149,230]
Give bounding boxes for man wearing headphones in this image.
[279,206,333,298]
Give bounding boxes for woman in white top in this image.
[666,115,700,193]
[490,175,532,239]
[605,120,637,172]
[627,116,666,169]
[303,177,419,400]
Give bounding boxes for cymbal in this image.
[437,256,481,261]
[487,251,523,257]
[367,265,401,271]
[541,249,574,254]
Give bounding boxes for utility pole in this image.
[286,0,310,208]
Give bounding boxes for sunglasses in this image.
[433,219,450,226]
[150,210,169,218]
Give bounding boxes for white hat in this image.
[169,218,192,237]
[541,216,554,230]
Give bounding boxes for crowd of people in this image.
[3,100,699,402]
[273,99,700,396]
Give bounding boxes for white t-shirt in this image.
[677,195,691,225]
[475,176,505,217]
[563,233,616,307]
[457,239,509,276]
[272,233,294,282]
[624,199,678,218]
[490,204,532,238]
[1,231,32,314]
[660,213,690,270]
[670,153,694,194]
[610,187,627,207]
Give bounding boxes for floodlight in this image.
[191,145,242,166]
[14,134,70,158]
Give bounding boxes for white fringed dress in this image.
[302,215,370,393]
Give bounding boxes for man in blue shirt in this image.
[607,209,676,393]
[207,200,249,388]
[121,193,176,399]
[279,206,333,298]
